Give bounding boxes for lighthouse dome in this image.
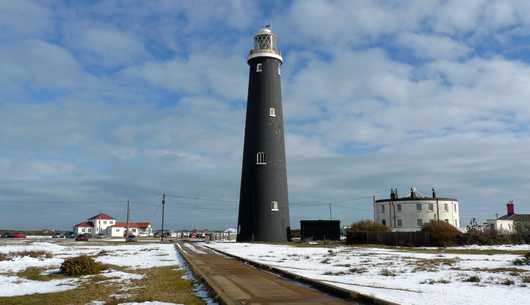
[248,25,283,63]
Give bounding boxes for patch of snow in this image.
[101,270,144,281]
[183,243,206,254]
[446,244,530,251]
[0,275,78,297]
[119,301,183,305]
[206,242,530,305]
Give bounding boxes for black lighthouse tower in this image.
[237,25,290,242]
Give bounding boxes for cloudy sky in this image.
[2,0,530,231]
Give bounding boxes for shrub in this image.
[379,269,396,276]
[459,228,524,245]
[349,220,389,232]
[422,220,462,246]
[59,255,106,276]
[463,275,480,283]
[513,252,530,266]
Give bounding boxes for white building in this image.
[107,222,153,237]
[485,219,514,233]
[73,213,115,236]
[374,188,460,232]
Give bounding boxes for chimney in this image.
[432,188,436,199]
[506,201,514,216]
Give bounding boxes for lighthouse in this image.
[237,25,290,242]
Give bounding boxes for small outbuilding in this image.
[300,220,340,241]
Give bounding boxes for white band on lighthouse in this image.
[247,51,283,64]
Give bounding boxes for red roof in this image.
[110,222,151,229]
[88,213,114,220]
[74,221,93,228]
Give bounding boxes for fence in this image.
[346,231,432,247]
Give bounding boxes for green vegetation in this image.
[0,266,205,305]
[379,269,396,276]
[349,220,390,232]
[60,256,106,276]
[463,275,481,283]
[513,252,530,266]
[422,220,462,247]
[16,267,68,281]
[0,251,52,262]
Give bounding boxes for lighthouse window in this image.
[256,152,266,165]
[256,63,263,72]
[271,201,279,211]
[397,219,402,227]
[269,107,276,117]
[278,66,281,75]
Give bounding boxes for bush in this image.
[422,220,462,246]
[459,228,524,245]
[349,220,389,232]
[513,252,530,266]
[59,255,105,276]
[464,275,480,283]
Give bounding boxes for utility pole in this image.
[161,193,166,242]
[329,203,332,220]
[125,200,130,238]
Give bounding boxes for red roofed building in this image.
[73,213,116,236]
[73,221,94,235]
[108,222,153,237]
[74,212,152,238]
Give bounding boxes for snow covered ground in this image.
[0,241,180,297]
[207,242,530,305]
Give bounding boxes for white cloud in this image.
[0,0,52,39]
[67,27,149,68]
[397,33,471,60]
[121,51,247,100]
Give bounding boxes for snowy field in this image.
[0,240,180,298]
[207,242,530,305]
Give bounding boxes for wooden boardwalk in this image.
[177,241,361,305]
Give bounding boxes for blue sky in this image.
[2,0,530,230]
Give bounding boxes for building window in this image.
[417,219,423,227]
[269,107,276,117]
[256,152,266,165]
[278,66,281,75]
[103,221,107,224]
[256,63,263,72]
[382,219,386,225]
[88,228,92,232]
[397,219,402,227]
[271,201,279,211]
[454,204,457,212]
[444,203,448,212]
[81,228,85,232]
[416,203,422,211]
[428,203,434,211]
[397,204,402,212]
[381,205,385,213]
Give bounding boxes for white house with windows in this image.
[107,222,153,237]
[73,213,152,238]
[374,188,460,232]
[73,213,115,236]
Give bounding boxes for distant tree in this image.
[349,220,389,232]
[422,220,462,246]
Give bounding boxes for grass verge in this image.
[0,266,204,305]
